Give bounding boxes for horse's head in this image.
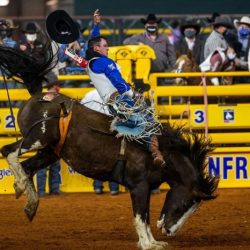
[157,127,219,236]
[175,53,199,85]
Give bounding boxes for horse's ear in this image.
[187,50,193,60]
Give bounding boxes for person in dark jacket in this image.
[175,18,203,65]
[123,14,176,73]
[17,22,45,59]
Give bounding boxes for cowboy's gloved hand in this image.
[93,9,101,25]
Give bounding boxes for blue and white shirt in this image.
[88,55,132,102]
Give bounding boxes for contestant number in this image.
[194,110,204,124]
[5,115,15,129]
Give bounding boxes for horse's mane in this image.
[160,123,218,196]
[0,36,58,95]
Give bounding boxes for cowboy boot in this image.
[150,135,166,167]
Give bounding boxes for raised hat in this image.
[46,10,79,44]
[141,14,162,24]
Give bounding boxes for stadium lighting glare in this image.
[0,0,9,6]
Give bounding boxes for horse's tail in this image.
[0,36,58,95]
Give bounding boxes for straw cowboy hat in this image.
[46,10,79,44]
[234,16,250,28]
[213,16,234,29]
[180,18,201,35]
[141,14,162,24]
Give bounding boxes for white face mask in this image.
[228,52,236,60]
[26,33,37,42]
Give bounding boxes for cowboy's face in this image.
[145,22,158,34]
[238,23,250,31]
[216,26,227,34]
[94,38,109,56]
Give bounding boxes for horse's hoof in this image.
[24,200,39,222]
[138,242,167,250]
[152,241,168,247]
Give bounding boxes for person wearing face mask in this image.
[18,22,45,59]
[123,14,176,73]
[204,16,234,59]
[175,18,203,65]
[228,16,250,83]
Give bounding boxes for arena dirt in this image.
[0,189,249,250]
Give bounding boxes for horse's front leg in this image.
[130,182,167,250]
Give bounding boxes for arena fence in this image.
[1,47,250,192]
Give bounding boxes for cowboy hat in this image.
[141,14,162,24]
[22,22,39,34]
[46,10,79,44]
[213,16,234,29]
[234,16,250,28]
[180,18,200,35]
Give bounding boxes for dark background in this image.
[74,0,250,15]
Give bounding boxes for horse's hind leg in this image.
[1,140,29,198]
[130,182,168,250]
[1,139,57,221]
[20,146,59,221]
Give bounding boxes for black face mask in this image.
[146,25,158,33]
[184,30,196,38]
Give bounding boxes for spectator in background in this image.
[167,19,181,45]
[232,16,250,67]
[230,16,250,83]
[81,89,119,195]
[0,19,18,48]
[36,73,62,198]
[0,19,20,99]
[204,16,234,59]
[17,22,45,59]
[175,18,203,65]
[123,14,176,73]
